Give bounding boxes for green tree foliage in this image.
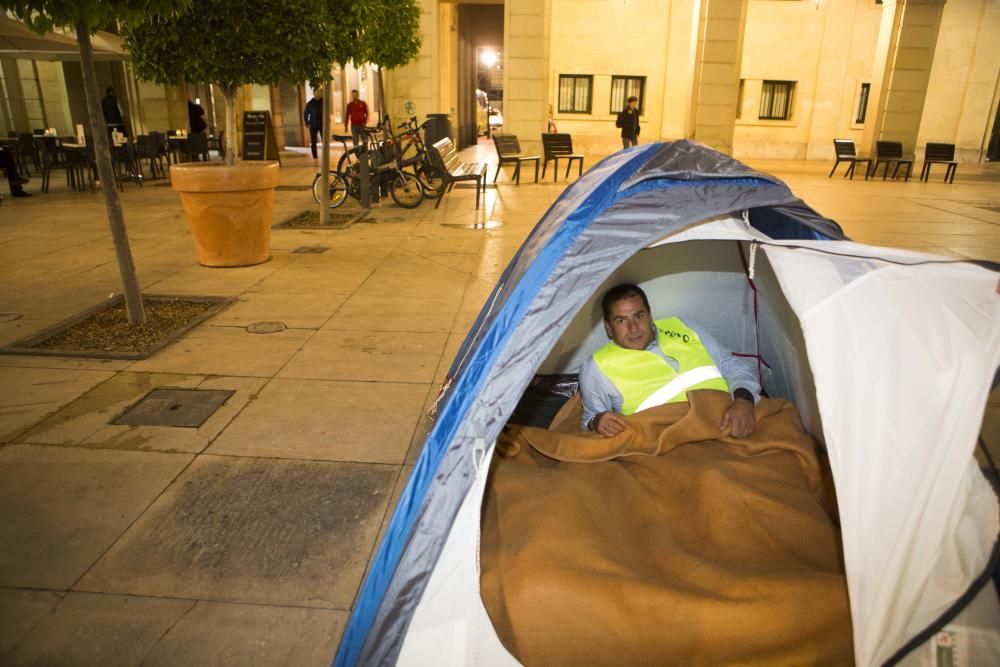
[1,0,189,34]
[124,0,339,164]
[366,0,421,71]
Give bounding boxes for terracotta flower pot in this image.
[170,162,280,267]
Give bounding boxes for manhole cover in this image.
[442,220,503,230]
[292,246,329,253]
[0,313,23,323]
[114,388,235,428]
[246,321,287,334]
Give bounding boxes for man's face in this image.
[604,295,653,350]
[351,91,359,101]
[627,100,636,111]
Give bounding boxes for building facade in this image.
[383,0,1000,161]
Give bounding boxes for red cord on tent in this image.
[736,241,767,385]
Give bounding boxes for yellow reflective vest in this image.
[592,316,730,415]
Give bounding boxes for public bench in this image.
[428,137,488,209]
[829,139,871,180]
[872,141,913,181]
[493,134,540,184]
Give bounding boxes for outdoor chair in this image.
[16,133,40,176]
[541,133,584,182]
[135,134,165,179]
[38,137,81,193]
[920,142,958,183]
[872,141,913,181]
[829,139,871,180]
[493,134,540,185]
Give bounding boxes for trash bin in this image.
[424,113,453,146]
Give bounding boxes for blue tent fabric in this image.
[334,141,851,667]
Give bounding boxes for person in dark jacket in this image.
[616,96,640,149]
[303,89,324,159]
[0,146,30,197]
[101,87,126,137]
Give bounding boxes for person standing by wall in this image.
[303,89,324,160]
[188,97,207,135]
[616,96,640,149]
[345,89,369,148]
[102,87,127,137]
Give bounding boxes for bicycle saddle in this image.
[332,134,353,142]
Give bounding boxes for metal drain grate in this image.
[114,388,235,428]
[292,246,329,253]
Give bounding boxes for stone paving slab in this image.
[205,291,350,330]
[0,367,115,443]
[17,372,202,446]
[77,455,395,609]
[0,445,192,589]
[279,330,447,384]
[208,378,427,464]
[0,588,62,659]
[127,325,314,377]
[82,376,265,454]
[2,591,346,667]
[322,294,462,333]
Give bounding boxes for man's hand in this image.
[591,411,629,438]
[720,398,755,438]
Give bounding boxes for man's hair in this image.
[601,284,650,321]
[106,87,114,96]
[627,96,638,104]
[351,89,359,94]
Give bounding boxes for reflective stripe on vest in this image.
[592,316,730,415]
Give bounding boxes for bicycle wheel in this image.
[416,163,445,199]
[390,171,424,209]
[313,173,349,208]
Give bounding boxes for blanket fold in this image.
[481,390,853,666]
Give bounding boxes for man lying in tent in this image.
[580,283,760,438]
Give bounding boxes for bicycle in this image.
[312,128,423,209]
[385,116,444,199]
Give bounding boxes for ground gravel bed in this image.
[29,298,217,355]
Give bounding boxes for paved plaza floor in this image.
[1,143,999,664]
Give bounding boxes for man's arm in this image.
[690,324,761,402]
[578,357,623,431]
[361,102,369,124]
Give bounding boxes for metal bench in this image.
[920,142,958,183]
[829,139,871,180]
[428,137,488,209]
[872,141,913,181]
[493,134,540,184]
[542,133,584,182]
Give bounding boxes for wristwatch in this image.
[588,413,601,431]
[733,388,754,403]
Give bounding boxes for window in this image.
[558,75,593,114]
[855,83,871,124]
[610,76,646,115]
[758,80,795,120]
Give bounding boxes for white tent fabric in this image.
[394,219,1000,666]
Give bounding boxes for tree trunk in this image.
[223,85,237,165]
[319,79,332,226]
[75,22,145,325]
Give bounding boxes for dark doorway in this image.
[457,4,503,149]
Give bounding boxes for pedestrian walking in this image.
[303,89,324,159]
[616,96,640,149]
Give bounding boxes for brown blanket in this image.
[480,390,853,666]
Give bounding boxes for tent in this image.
[335,141,1000,666]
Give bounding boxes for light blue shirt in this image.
[579,321,761,430]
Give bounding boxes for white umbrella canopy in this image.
[0,14,124,61]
